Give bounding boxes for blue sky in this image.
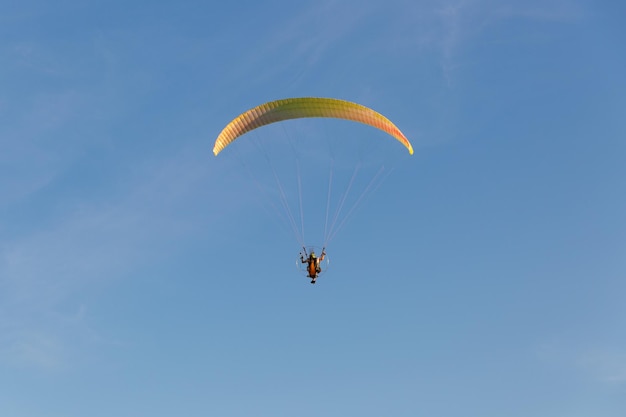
[1,0,625,416]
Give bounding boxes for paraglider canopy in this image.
[213,97,413,156]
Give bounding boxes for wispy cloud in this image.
[221,0,586,93]
[0,202,140,369]
[211,0,587,108]
[0,140,230,369]
[388,0,587,84]
[0,13,263,370]
[577,348,626,383]
[221,0,377,95]
[0,39,113,209]
[0,327,65,370]
[536,340,626,384]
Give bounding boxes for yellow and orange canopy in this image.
[213,97,413,156]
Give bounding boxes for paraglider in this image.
[300,247,326,284]
[213,97,412,284]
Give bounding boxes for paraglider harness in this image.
[300,247,326,284]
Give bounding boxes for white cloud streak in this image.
[386,0,587,84]
[577,348,626,383]
[0,140,233,369]
[536,340,626,384]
